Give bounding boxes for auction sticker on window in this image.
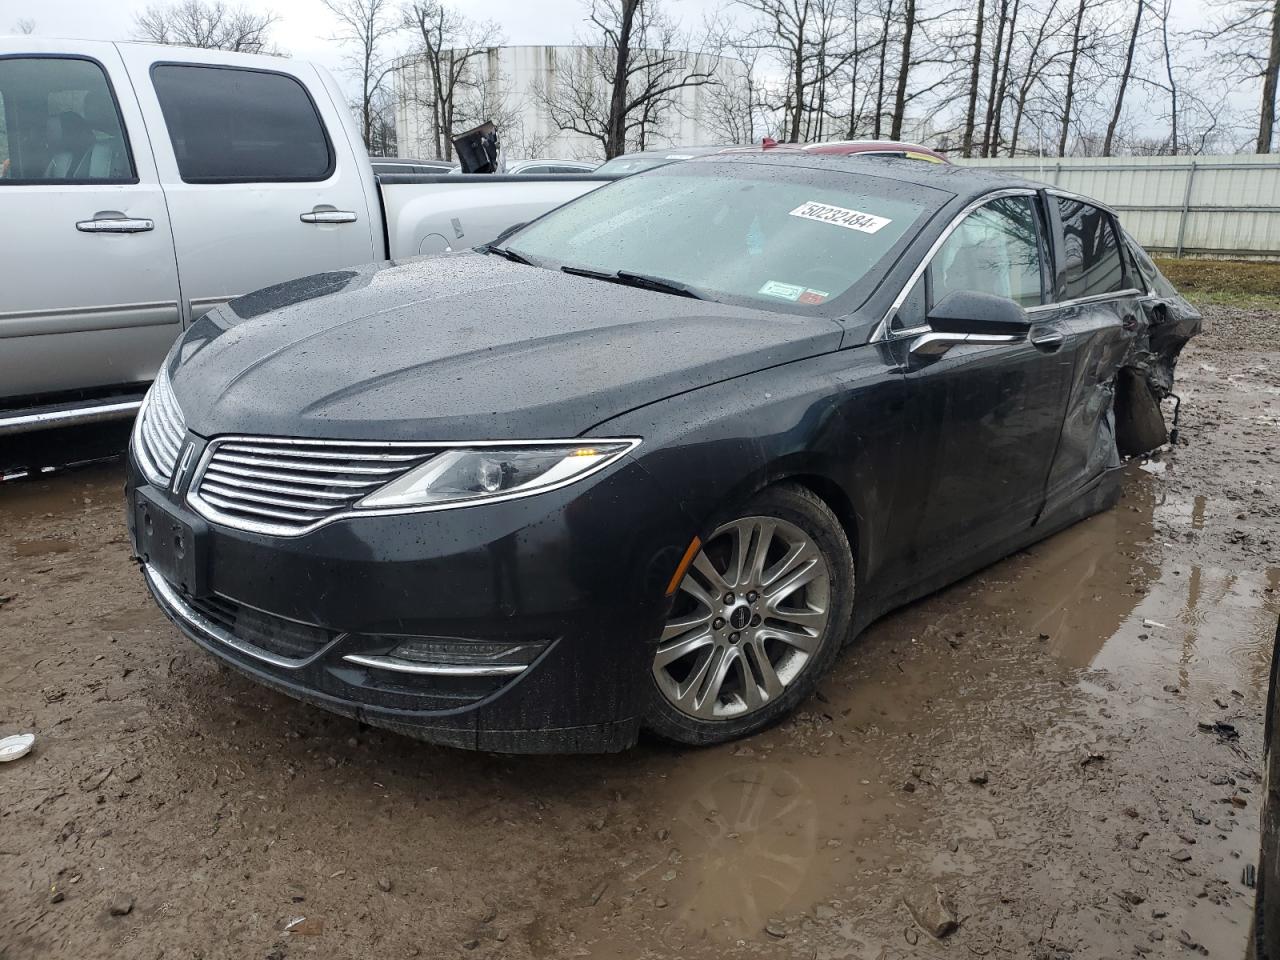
[789,200,892,234]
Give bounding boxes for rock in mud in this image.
[969,770,989,786]
[903,884,958,939]
[108,895,134,916]
[764,919,787,939]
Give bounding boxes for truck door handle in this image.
[300,207,357,224]
[1030,330,1065,353]
[76,214,154,233]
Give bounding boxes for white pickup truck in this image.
[0,39,610,437]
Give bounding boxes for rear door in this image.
[115,45,379,324]
[1039,194,1143,516]
[884,191,1075,578]
[0,42,181,405]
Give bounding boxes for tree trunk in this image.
[1103,0,1143,156]
[980,0,1008,156]
[789,5,810,142]
[961,0,986,157]
[1258,0,1280,152]
[989,0,1019,155]
[873,1,893,138]
[1058,0,1088,156]
[1160,0,1178,154]
[890,0,915,139]
[605,0,639,159]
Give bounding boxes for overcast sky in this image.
[5,0,732,79]
[6,0,1236,143]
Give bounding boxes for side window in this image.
[150,64,333,183]
[929,195,1045,309]
[0,56,135,183]
[1056,198,1125,300]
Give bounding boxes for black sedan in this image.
[125,154,1199,753]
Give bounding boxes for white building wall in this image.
[393,45,747,165]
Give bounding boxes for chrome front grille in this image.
[136,368,187,485]
[189,438,437,535]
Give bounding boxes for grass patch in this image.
[1154,257,1280,308]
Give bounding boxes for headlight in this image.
[356,440,639,510]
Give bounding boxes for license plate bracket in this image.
[134,487,209,599]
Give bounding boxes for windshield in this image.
[505,161,944,315]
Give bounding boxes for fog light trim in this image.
[340,654,526,677]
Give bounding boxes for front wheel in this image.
[644,483,855,746]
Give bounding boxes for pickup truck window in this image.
[0,56,135,184]
[150,64,334,184]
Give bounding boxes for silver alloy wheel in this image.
[653,516,832,720]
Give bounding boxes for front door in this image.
[886,192,1075,578]
[115,46,379,324]
[0,44,182,404]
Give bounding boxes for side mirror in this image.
[927,290,1031,336]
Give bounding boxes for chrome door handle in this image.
[1030,330,1065,353]
[300,209,357,224]
[76,216,154,233]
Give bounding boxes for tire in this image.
[643,482,855,746]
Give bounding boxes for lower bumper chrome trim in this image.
[143,564,322,670]
[0,398,142,436]
[341,653,526,677]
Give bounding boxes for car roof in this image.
[679,151,1046,204]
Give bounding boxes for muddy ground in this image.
[2,303,1277,960]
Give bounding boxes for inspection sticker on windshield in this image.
[759,281,806,301]
[789,201,892,234]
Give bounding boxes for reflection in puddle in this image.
[651,755,900,942]
[968,469,1278,696]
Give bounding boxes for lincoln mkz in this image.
[126,154,1199,752]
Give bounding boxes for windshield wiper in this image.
[560,265,703,300]
[482,243,533,266]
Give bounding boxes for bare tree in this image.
[539,0,722,159]
[133,1,279,53]
[960,0,987,155]
[702,38,767,143]
[322,0,400,150]
[13,18,35,34]
[889,0,917,138]
[1102,0,1144,155]
[402,2,502,160]
[736,0,861,143]
[1056,0,1089,154]
[1004,0,1070,154]
[1198,0,1280,151]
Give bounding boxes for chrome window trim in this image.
[1044,187,1120,219]
[1028,288,1144,313]
[186,435,642,538]
[872,188,1039,342]
[143,564,340,670]
[873,189,1143,342]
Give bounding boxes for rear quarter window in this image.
[150,63,333,183]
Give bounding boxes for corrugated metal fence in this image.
[955,154,1280,259]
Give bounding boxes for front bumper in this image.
[126,442,695,753]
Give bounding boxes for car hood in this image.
[170,254,844,442]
